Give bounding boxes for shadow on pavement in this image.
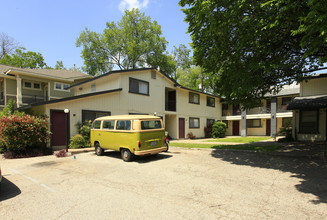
[99,151,172,163]
[0,177,21,201]
[211,149,327,204]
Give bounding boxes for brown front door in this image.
[232,121,240,136]
[266,119,271,136]
[51,110,68,147]
[179,118,185,139]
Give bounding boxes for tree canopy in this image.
[0,47,46,69]
[76,9,172,76]
[180,0,327,108]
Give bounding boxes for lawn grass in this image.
[171,143,281,152]
[205,136,272,143]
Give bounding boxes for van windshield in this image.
[141,120,162,130]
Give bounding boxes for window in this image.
[207,96,215,107]
[282,97,292,105]
[129,77,149,95]
[91,84,96,92]
[151,71,156,79]
[24,81,32,88]
[116,120,131,130]
[141,120,162,130]
[102,120,115,129]
[189,117,200,128]
[247,119,261,128]
[55,83,62,90]
[207,119,215,126]
[55,82,70,91]
[82,110,111,123]
[92,120,101,129]
[23,81,41,90]
[300,110,318,133]
[189,92,200,104]
[34,83,41,89]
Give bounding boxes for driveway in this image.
[1,147,327,219]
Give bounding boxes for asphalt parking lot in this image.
[1,147,327,219]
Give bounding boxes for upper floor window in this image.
[55,82,70,92]
[189,92,200,104]
[207,96,215,107]
[129,77,149,95]
[23,81,41,90]
[91,84,96,92]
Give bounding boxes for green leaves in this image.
[180,0,327,108]
[0,47,46,69]
[76,9,168,75]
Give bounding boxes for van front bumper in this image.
[134,146,167,156]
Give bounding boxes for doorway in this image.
[266,119,271,136]
[179,118,185,139]
[232,121,240,136]
[51,110,69,148]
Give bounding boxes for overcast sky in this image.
[1,0,191,70]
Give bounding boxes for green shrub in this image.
[0,114,51,157]
[211,121,227,138]
[75,120,92,143]
[69,134,88,149]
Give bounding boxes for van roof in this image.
[94,115,161,121]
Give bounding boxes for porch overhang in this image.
[287,95,327,110]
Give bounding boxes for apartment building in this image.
[288,73,327,141]
[24,68,221,148]
[0,64,92,109]
[221,84,299,137]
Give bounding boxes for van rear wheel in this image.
[95,143,104,156]
[121,149,133,162]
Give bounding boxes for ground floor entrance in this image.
[50,110,69,149]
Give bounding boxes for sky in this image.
[1,0,191,70]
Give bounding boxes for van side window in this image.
[92,120,101,129]
[116,120,131,130]
[103,120,115,129]
[141,120,162,130]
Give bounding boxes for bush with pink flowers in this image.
[0,114,51,158]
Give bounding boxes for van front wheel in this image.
[95,143,104,156]
[121,149,134,162]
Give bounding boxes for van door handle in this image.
[98,133,101,136]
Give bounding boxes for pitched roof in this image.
[0,64,92,81]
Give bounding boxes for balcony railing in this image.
[247,107,271,115]
[277,105,291,113]
[222,109,241,116]
[22,95,46,104]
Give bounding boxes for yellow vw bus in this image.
[90,115,168,162]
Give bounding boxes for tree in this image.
[0,33,19,59]
[76,9,169,76]
[54,61,66,70]
[179,0,327,108]
[0,47,46,69]
[172,44,192,79]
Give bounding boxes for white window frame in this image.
[23,80,41,91]
[54,82,70,92]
